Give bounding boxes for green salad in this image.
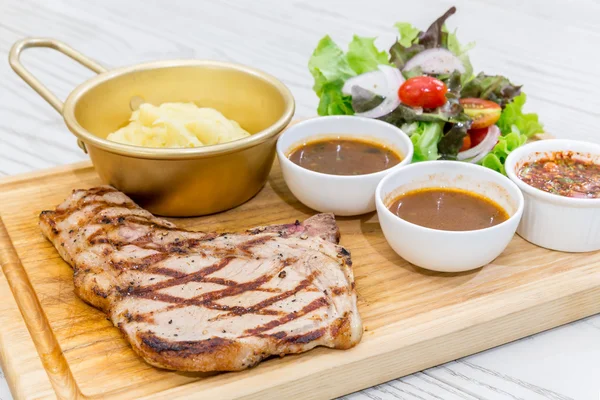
[308,6,543,174]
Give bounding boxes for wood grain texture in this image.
[0,161,599,399]
[0,218,80,399]
[0,260,55,399]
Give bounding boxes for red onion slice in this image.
[403,48,465,75]
[342,69,388,97]
[354,65,405,119]
[458,125,501,164]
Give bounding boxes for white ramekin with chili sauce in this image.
[506,139,600,252]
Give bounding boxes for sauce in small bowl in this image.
[506,139,600,252]
[276,116,413,216]
[388,188,509,231]
[288,137,402,176]
[375,161,523,272]
[517,151,600,199]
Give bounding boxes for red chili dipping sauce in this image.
[517,151,600,199]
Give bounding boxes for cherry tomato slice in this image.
[398,76,448,109]
[460,134,472,152]
[468,127,489,147]
[460,98,501,129]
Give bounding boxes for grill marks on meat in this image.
[39,186,362,371]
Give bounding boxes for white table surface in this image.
[0,0,599,399]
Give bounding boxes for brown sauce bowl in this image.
[10,38,295,216]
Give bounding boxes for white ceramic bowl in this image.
[505,139,600,252]
[375,161,524,272]
[276,116,414,216]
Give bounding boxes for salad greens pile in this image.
[308,6,543,174]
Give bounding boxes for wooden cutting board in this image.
[0,160,599,400]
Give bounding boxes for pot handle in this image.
[9,38,107,114]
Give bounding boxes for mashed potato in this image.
[107,102,251,148]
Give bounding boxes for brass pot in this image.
[9,38,295,216]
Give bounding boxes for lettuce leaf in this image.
[438,121,470,159]
[389,42,425,70]
[394,22,420,47]
[390,9,473,81]
[433,71,471,159]
[351,86,383,113]
[446,29,475,84]
[479,93,542,174]
[461,73,522,108]
[347,35,390,74]
[308,36,356,96]
[417,7,456,48]
[401,121,420,135]
[317,80,354,116]
[309,35,391,115]
[480,128,528,174]
[446,29,475,58]
[402,65,423,79]
[497,93,543,137]
[410,122,444,162]
[309,36,357,116]
[380,103,467,125]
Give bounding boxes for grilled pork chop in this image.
[39,187,362,371]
